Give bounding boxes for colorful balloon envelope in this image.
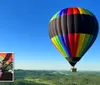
[49,7,99,67]
[0,53,13,65]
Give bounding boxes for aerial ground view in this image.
[0,0,100,85]
[0,70,99,85]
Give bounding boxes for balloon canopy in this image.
[49,7,99,67]
[0,53,13,65]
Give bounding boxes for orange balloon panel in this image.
[0,53,7,60]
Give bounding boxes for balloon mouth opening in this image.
[69,61,77,67]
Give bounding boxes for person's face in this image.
[0,63,2,68]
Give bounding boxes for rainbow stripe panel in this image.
[49,7,98,66]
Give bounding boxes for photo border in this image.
[0,52,14,82]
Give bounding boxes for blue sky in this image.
[0,0,100,71]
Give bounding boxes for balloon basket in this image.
[70,67,77,72]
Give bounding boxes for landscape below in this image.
[0,70,100,85]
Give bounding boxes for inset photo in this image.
[0,52,14,82]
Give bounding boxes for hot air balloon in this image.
[48,7,99,72]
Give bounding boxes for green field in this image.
[0,70,100,85]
